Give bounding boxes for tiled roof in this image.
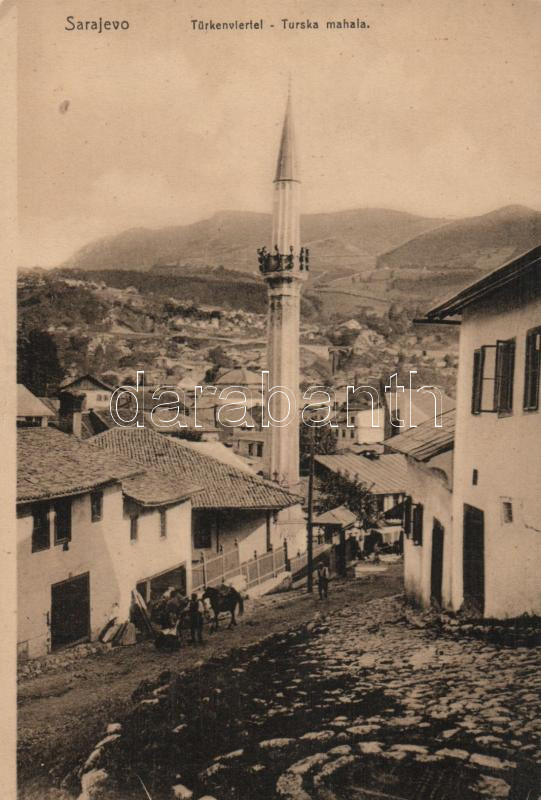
[183,441,256,474]
[60,373,114,392]
[122,472,200,508]
[91,427,300,511]
[17,385,54,418]
[81,409,216,439]
[17,428,140,504]
[38,396,59,415]
[314,506,357,527]
[315,452,407,495]
[384,409,455,462]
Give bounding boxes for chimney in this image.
[58,391,85,438]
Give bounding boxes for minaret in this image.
[258,90,309,490]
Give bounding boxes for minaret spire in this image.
[257,87,310,491]
[274,83,299,183]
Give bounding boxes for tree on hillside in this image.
[204,346,234,383]
[17,329,64,397]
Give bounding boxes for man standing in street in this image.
[188,592,205,644]
[317,561,329,600]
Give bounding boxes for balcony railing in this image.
[257,246,309,275]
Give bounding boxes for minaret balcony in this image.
[257,246,310,276]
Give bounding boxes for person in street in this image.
[317,561,330,600]
[188,592,205,644]
[166,589,188,641]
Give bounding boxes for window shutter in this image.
[32,504,50,552]
[495,339,515,414]
[54,499,72,543]
[471,349,483,414]
[523,328,541,411]
[403,496,412,537]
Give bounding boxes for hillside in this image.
[377,205,541,274]
[62,208,446,274]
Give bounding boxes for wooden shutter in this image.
[494,339,515,414]
[471,349,484,414]
[403,496,412,537]
[523,328,541,411]
[472,345,498,413]
[32,503,50,552]
[54,499,72,543]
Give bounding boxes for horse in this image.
[203,585,244,631]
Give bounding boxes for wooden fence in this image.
[191,543,288,593]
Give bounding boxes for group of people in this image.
[150,589,206,645]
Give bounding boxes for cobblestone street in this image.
[76,592,540,800]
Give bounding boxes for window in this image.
[472,340,515,415]
[194,529,212,549]
[523,327,541,411]
[130,516,138,542]
[193,518,212,550]
[160,509,167,538]
[412,503,424,547]
[494,339,515,415]
[256,443,263,458]
[472,469,479,486]
[32,503,50,552]
[54,498,72,544]
[501,499,513,524]
[90,490,103,522]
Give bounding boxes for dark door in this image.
[51,572,90,650]
[148,564,187,603]
[430,519,445,607]
[463,504,485,615]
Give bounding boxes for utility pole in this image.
[307,423,315,593]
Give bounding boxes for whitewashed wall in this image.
[403,455,453,609]
[451,286,541,618]
[18,485,192,658]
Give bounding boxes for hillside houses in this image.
[17,384,54,428]
[60,374,113,411]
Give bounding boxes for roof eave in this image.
[17,474,136,505]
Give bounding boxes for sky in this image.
[18,0,541,266]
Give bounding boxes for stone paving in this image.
[75,596,541,800]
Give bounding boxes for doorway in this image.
[463,504,485,615]
[430,519,444,607]
[137,563,187,605]
[51,572,90,651]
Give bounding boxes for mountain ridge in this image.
[61,207,447,274]
[376,205,541,274]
